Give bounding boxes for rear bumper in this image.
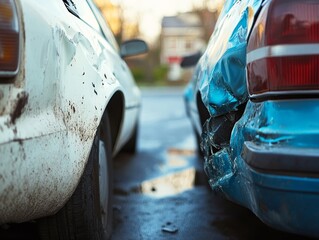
[242,162,319,238]
[204,99,319,237]
[205,147,319,238]
[237,100,319,237]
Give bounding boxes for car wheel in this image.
[122,122,138,153]
[38,115,113,240]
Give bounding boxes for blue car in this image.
[184,0,319,237]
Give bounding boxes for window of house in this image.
[167,38,177,49]
[185,39,192,50]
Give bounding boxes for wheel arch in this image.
[101,91,124,150]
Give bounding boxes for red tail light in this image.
[0,0,20,77]
[247,0,319,97]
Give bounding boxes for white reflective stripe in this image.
[247,44,319,64]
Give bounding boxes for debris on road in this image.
[161,222,178,234]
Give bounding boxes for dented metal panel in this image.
[0,0,140,223]
[198,0,262,117]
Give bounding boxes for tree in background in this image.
[94,0,139,44]
[192,0,225,42]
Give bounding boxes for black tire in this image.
[38,115,113,240]
[122,122,138,153]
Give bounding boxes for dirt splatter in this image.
[10,92,29,124]
[68,101,76,113]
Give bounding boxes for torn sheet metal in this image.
[198,0,262,117]
[200,0,263,192]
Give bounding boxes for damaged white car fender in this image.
[0,0,142,225]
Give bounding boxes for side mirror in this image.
[120,39,148,58]
[180,52,202,68]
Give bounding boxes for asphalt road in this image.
[111,87,310,240]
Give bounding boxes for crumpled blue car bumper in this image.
[203,99,319,237]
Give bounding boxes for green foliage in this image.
[131,67,145,82]
[153,65,168,82]
[131,65,170,86]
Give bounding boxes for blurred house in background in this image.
[161,13,205,81]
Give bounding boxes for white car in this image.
[0,0,147,239]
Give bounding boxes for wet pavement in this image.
[111,87,309,240]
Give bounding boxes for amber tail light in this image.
[247,0,319,98]
[0,0,20,77]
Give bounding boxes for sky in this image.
[111,0,223,43]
